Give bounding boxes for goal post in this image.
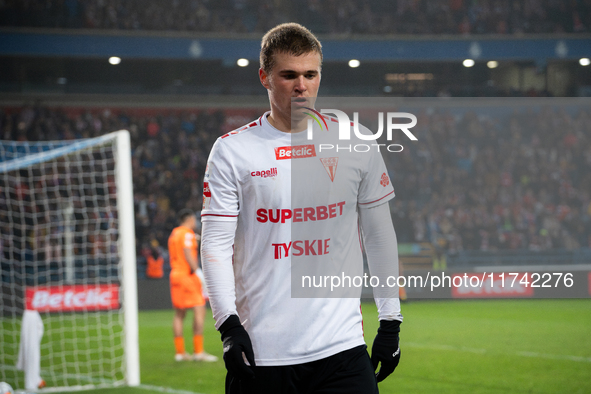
[115,131,140,387]
[0,130,139,391]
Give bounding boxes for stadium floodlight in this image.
[580,58,590,66]
[0,131,139,390]
[487,60,498,69]
[463,59,475,67]
[109,56,121,65]
[237,58,249,67]
[348,59,360,68]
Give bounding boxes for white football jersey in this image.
[202,112,395,366]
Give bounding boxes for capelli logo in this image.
[251,167,278,178]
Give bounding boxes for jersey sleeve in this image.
[183,231,194,248]
[358,148,395,209]
[201,138,240,221]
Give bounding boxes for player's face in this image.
[260,51,321,126]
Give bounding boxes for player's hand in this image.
[219,315,256,380]
[371,319,401,382]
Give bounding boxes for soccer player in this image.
[168,209,218,362]
[201,23,402,393]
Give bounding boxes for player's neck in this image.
[267,111,307,134]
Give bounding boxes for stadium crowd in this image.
[1,103,590,264]
[1,0,590,35]
[386,106,591,254]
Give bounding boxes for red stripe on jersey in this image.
[359,190,395,205]
[221,117,263,139]
[221,130,240,139]
[201,214,239,217]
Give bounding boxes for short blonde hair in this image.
[260,23,323,74]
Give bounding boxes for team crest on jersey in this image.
[320,157,339,182]
[380,172,390,187]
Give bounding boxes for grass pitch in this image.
[5,299,591,394]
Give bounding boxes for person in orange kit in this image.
[168,209,218,362]
[145,239,164,279]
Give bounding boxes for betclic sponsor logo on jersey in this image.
[275,145,316,160]
[25,285,120,312]
[272,239,331,259]
[257,201,346,224]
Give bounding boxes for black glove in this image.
[371,319,401,382]
[219,315,256,380]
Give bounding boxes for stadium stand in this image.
[1,0,590,35]
[386,105,591,255]
[2,101,590,277]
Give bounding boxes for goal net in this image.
[0,131,139,391]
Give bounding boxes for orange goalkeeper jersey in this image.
[168,225,197,276]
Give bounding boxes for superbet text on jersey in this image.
[201,112,395,366]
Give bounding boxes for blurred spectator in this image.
[143,238,164,279]
[1,0,589,35]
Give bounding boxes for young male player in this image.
[168,209,217,362]
[201,23,402,393]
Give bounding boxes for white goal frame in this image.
[0,130,139,390]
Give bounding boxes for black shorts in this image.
[225,344,379,394]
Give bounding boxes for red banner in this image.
[26,285,120,312]
[451,272,534,298]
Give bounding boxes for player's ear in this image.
[259,68,270,90]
